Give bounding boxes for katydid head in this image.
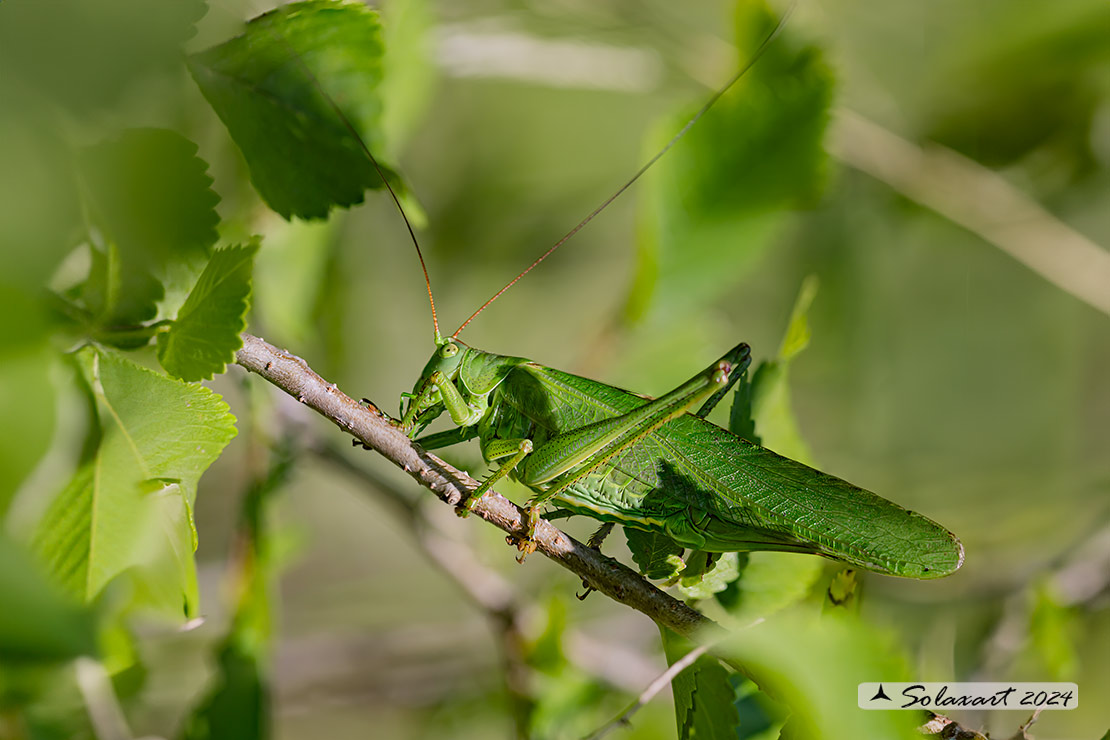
[420,338,468,387]
[400,338,469,433]
[400,341,527,437]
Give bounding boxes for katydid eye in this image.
[441,343,458,358]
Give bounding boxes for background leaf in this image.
[746,277,819,464]
[678,552,742,602]
[662,629,742,740]
[525,598,609,740]
[158,242,259,381]
[720,613,921,740]
[727,367,759,445]
[253,218,335,347]
[0,534,97,663]
[77,128,221,328]
[78,128,220,263]
[0,288,55,519]
[625,527,685,580]
[32,348,237,618]
[1028,580,1079,681]
[81,241,168,331]
[714,553,822,624]
[187,0,398,220]
[625,1,832,321]
[0,118,82,287]
[921,3,1110,169]
[181,642,270,740]
[179,455,291,740]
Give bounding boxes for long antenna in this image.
[272,28,442,343]
[451,1,797,339]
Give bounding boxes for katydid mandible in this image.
[320,5,964,579]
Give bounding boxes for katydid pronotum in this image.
[332,4,963,580]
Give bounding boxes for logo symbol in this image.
[870,684,892,701]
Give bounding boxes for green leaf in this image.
[775,276,818,363]
[679,552,742,602]
[526,598,608,740]
[750,277,819,465]
[0,347,54,518]
[0,534,97,663]
[720,613,921,740]
[77,128,220,329]
[662,629,741,740]
[528,597,569,674]
[716,553,823,623]
[78,128,220,263]
[727,367,760,445]
[188,0,400,220]
[0,118,82,286]
[158,243,259,381]
[732,677,778,740]
[33,348,237,618]
[180,642,269,740]
[923,4,1110,168]
[82,242,166,331]
[626,1,832,321]
[1029,580,1078,681]
[625,527,685,580]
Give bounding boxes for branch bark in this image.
[234,332,715,639]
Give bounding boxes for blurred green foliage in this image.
[0,0,1107,738]
[0,535,97,665]
[721,613,923,739]
[187,0,397,220]
[662,631,744,740]
[157,242,259,381]
[32,348,237,618]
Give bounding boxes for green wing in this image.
[500,364,963,578]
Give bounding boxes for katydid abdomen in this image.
[480,359,964,579]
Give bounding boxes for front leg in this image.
[399,370,478,434]
[413,425,479,451]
